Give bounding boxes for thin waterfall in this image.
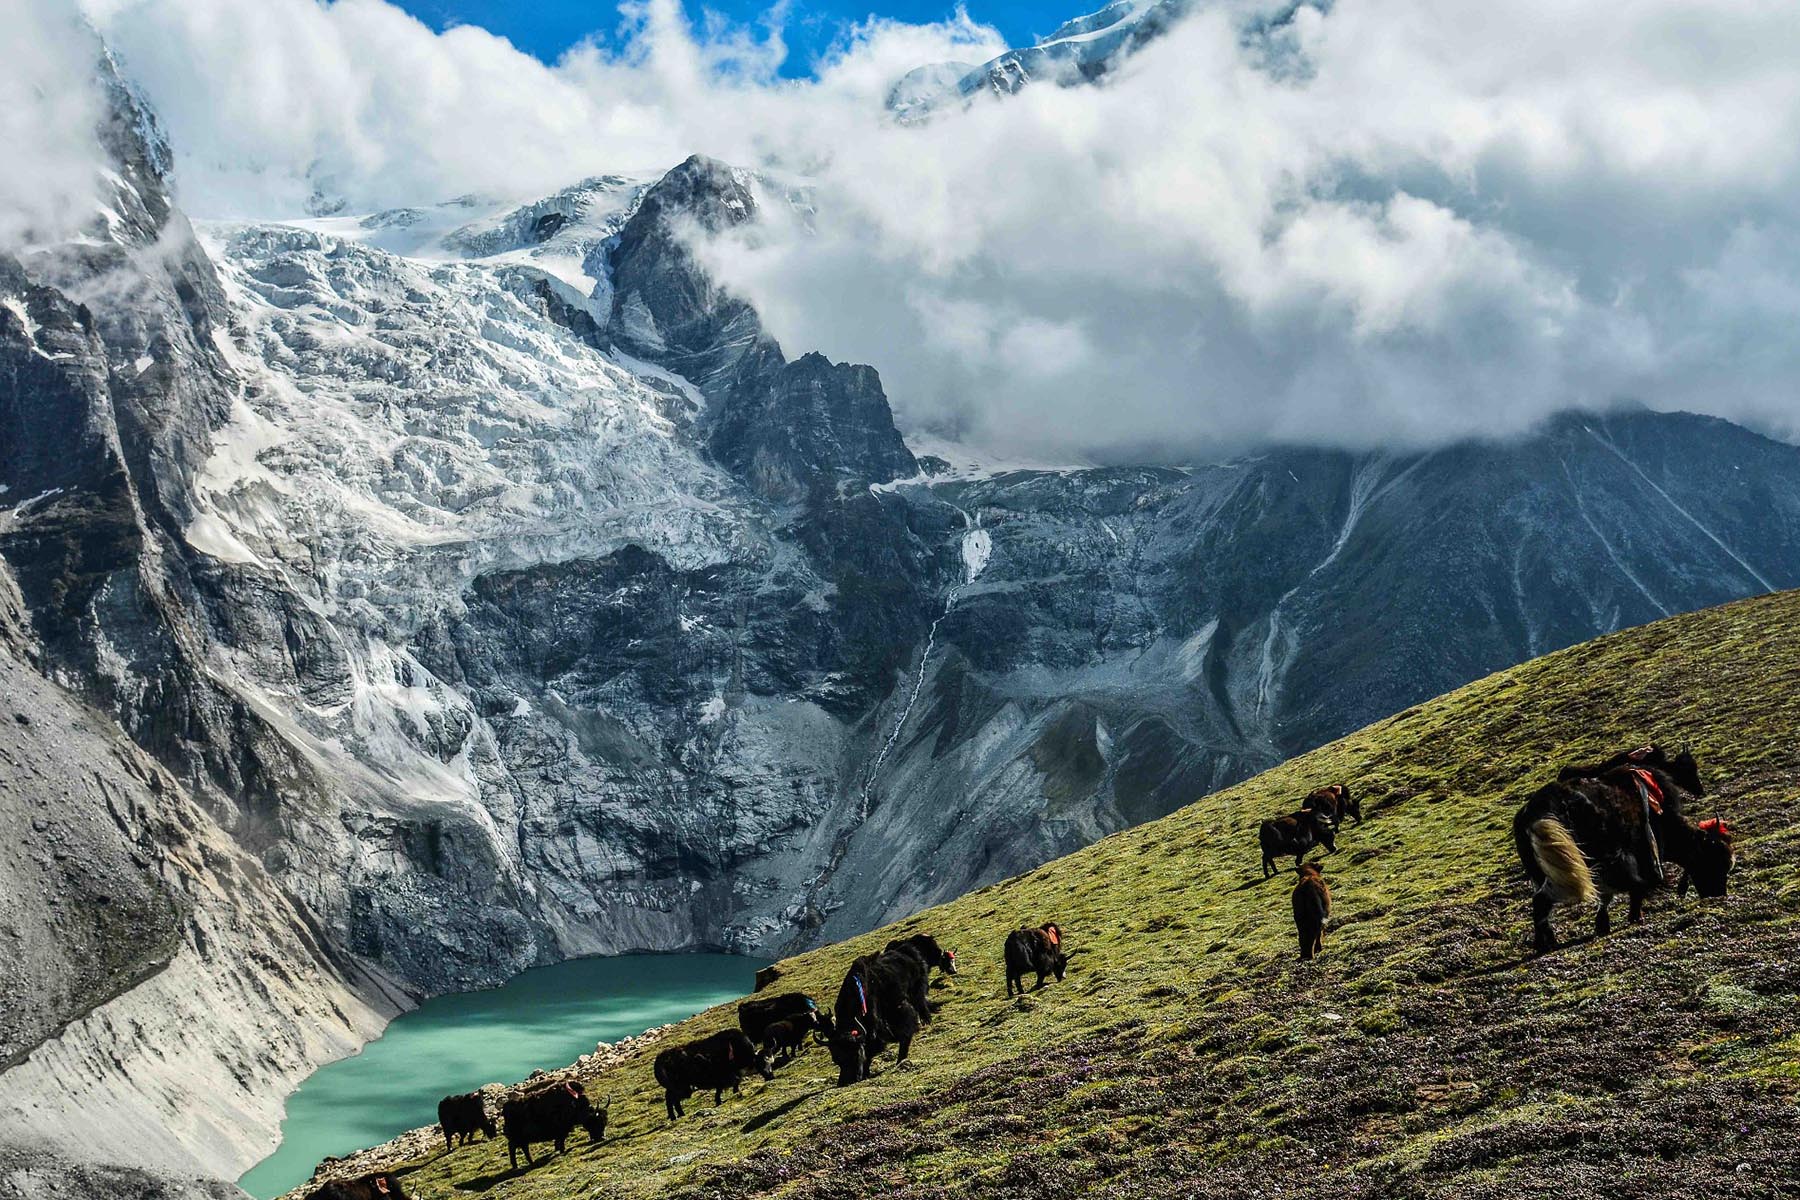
[857,507,991,819]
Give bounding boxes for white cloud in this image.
[39,0,1800,456]
[0,0,107,252]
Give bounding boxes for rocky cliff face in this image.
[607,155,917,502]
[6,41,1800,1198]
[0,629,394,1186]
[170,157,946,981]
[0,60,396,1195]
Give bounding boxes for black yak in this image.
[436,1090,494,1150]
[500,1081,607,1170]
[1259,809,1336,877]
[653,1030,773,1119]
[1514,758,1735,953]
[759,1015,814,1063]
[828,947,929,1087]
[738,992,830,1043]
[1292,863,1331,962]
[1003,923,1068,997]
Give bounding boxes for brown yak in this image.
[1301,783,1361,829]
[1291,863,1331,961]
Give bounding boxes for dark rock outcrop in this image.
[607,155,917,502]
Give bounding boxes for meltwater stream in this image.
[238,953,765,1199]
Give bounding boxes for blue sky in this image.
[392,1,1047,76]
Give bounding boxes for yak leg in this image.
[1531,882,1558,953]
[862,1037,883,1079]
[1594,892,1613,938]
[891,1003,920,1064]
[1628,891,1646,924]
[1263,855,1275,879]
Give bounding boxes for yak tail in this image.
[1529,819,1594,905]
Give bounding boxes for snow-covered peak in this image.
[271,174,657,303]
[1039,0,1159,46]
[885,61,980,122]
[890,0,1195,117]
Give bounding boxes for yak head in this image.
[1667,749,1706,797]
[579,1093,611,1142]
[726,1033,776,1082]
[552,1082,608,1142]
[578,1103,609,1143]
[1684,818,1736,897]
[829,1025,868,1087]
[1039,924,1067,980]
[912,935,956,975]
[1310,811,1338,852]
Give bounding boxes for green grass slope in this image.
[385,591,1800,1199]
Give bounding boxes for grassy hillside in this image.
[375,591,1800,1198]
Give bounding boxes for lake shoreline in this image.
[238,953,766,1199]
[268,1021,682,1200]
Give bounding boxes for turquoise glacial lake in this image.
[238,953,765,1198]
